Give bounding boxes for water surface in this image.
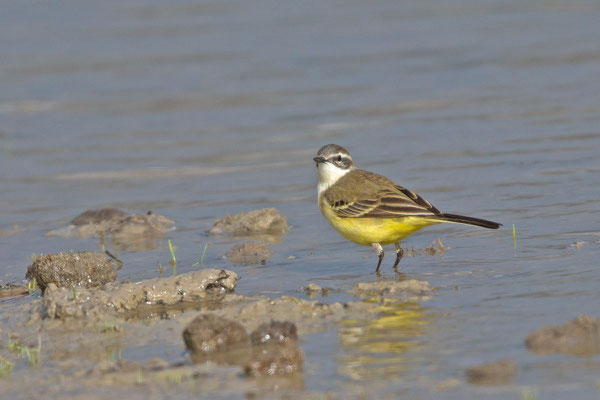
[1,0,600,398]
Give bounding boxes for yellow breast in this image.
[319,198,438,246]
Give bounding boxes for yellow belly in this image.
[320,203,439,246]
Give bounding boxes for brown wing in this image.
[324,170,441,218]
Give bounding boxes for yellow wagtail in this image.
[314,144,501,273]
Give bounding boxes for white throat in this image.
[317,162,352,196]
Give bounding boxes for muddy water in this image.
[1,0,600,398]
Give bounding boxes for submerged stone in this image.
[351,279,433,301]
[465,359,516,385]
[26,251,116,293]
[226,242,274,265]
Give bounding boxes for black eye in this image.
[337,155,342,162]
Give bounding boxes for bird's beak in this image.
[313,156,327,164]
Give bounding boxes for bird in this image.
[313,144,501,273]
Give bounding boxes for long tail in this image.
[437,213,501,229]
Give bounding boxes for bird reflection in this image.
[337,296,430,380]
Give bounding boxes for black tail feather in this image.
[440,213,501,229]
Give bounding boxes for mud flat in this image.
[0,253,434,398]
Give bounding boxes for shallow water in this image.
[2,0,600,398]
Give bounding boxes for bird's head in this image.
[313,144,356,190]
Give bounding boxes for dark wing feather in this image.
[324,170,441,219]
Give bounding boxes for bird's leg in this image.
[372,243,384,274]
[392,242,404,271]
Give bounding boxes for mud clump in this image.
[109,212,175,248]
[226,242,274,265]
[351,279,433,301]
[43,269,238,319]
[183,314,251,364]
[183,316,303,377]
[244,339,303,377]
[209,208,287,237]
[26,251,116,293]
[47,208,175,251]
[304,283,322,294]
[245,320,303,377]
[465,359,516,385]
[303,283,333,298]
[525,315,600,356]
[250,320,298,345]
[71,208,129,225]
